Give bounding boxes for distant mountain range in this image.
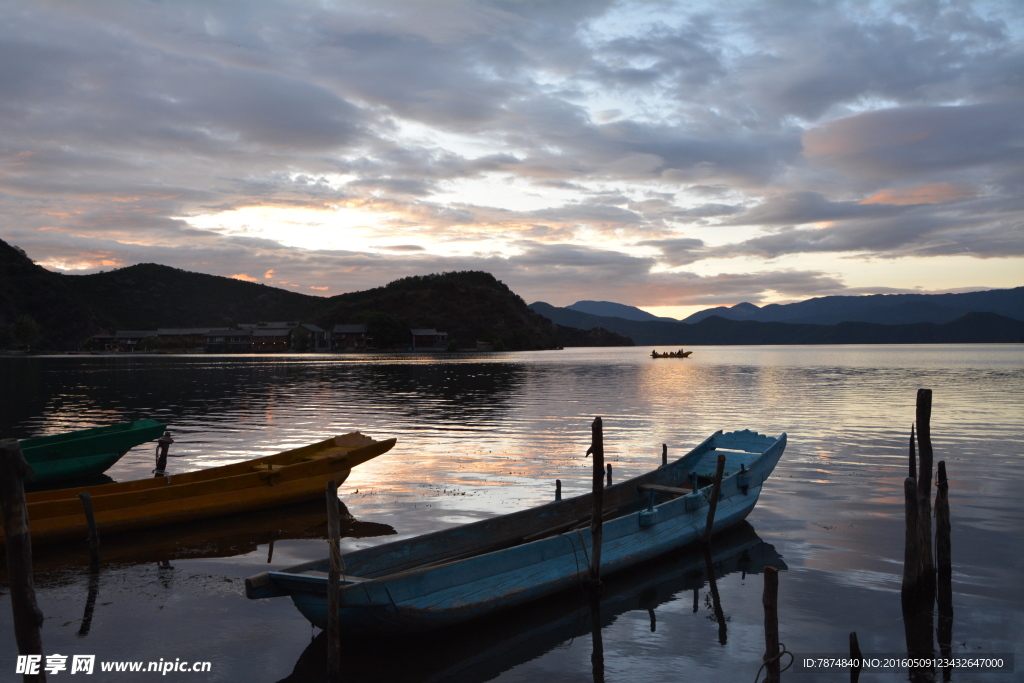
[563,290,1024,326]
[531,288,1024,345]
[565,300,678,322]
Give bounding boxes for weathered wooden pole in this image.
[849,631,863,683]
[0,439,46,683]
[153,431,174,476]
[935,461,952,595]
[555,479,561,501]
[704,454,726,542]
[901,476,920,603]
[661,443,667,467]
[763,565,780,683]
[76,491,100,567]
[325,481,343,682]
[908,424,916,479]
[585,417,604,589]
[915,389,935,602]
[605,463,612,487]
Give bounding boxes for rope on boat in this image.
[752,641,793,683]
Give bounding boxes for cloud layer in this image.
[1,0,1021,308]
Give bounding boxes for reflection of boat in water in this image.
[19,419,166,485]
[278,522,785,683]
[651,349,692,358]
[4,432,396,546]
[249,429,785,634]
[24,498,396,574]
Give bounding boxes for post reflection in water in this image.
[277,523,785,683]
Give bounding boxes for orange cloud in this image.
[309,285,329,291]
[860,184,976,206]
[264,269,275,279]
[230,273,259,282]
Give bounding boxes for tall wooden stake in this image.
[0,440,46,683]
[763,565,780,683]
[661,443,667,467]
[325,481,342,682]
[915,389,935,602]
[849,631,863,683]
[909,424,916,479]
[586,417,604,589]
[704,454,726,542]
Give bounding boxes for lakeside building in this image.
[332,324,373,350]
[90,323,451,353]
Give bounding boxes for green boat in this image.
[19,419,167,485]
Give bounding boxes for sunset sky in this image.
[2,0,1021,318]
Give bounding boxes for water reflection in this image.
[1,348,1021,681]
[278,523,785,683]
[23,500,395,581]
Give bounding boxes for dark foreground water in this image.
[1,345,1022,682]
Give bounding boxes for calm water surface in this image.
[1,345,1022,682]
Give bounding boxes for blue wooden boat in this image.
[19,419,167,484]
[246,428,786,634]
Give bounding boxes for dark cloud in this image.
[636,238,707,266]
[0,0,1020,307]
[803,102,1024,182]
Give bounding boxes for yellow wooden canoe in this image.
[2,432,395,546]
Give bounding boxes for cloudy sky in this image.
[2,0,1021,317]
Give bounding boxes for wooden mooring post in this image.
[325,481,343,682]
[1,439,46,683]
[661,443,667,467]
[585,417,604,589]
[915,389,935,603]
[704,454,726,543]
[153,431,174,476]
[849,631,863,683]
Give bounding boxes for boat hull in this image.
[249,429,785,634]
[19,419,167,484]
[2,432,396,546]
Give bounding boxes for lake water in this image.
[1,345,1022,682]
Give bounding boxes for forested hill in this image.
[0,239,630,350]
[312,271,632,350]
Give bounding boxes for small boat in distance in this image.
[19,419,167,485]
[651,349,692,358]
[247,428,785,634]
[2,432,396,547]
